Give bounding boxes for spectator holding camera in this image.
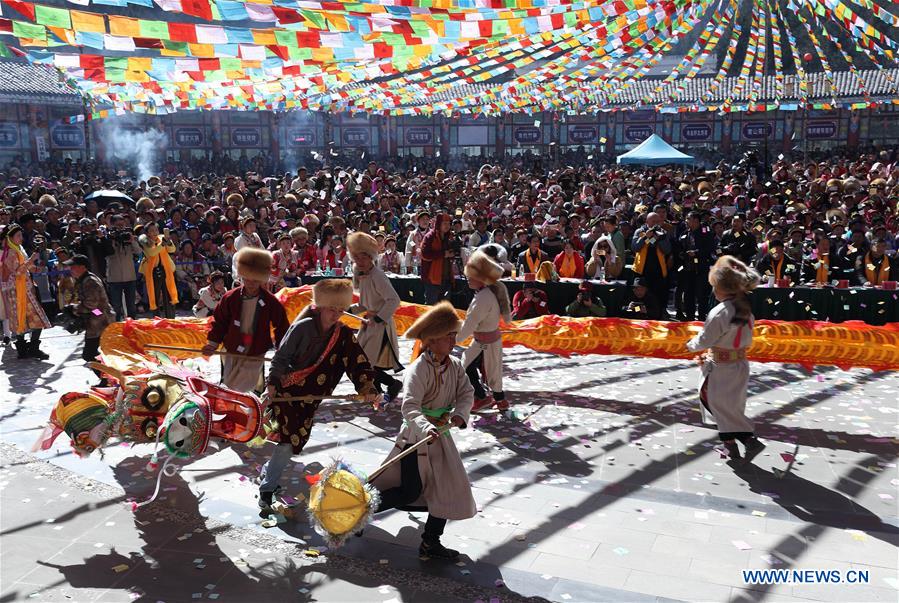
[72,218,108,279]
[102,214,141,321]
[621,277,664,320]
[511,284,550,320]
[566,281,606,318]
[585,235,621,280]
[61,254,115,384]
[632,212,672,318]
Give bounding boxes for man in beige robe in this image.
[347,232,403,401]
[370,301,475,560]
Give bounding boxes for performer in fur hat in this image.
[347,232,404,402]
[458,249,512,413]
[261,278,381,513]
[202,248,289,392]
[370,301,475,560]
[686,256,765,465]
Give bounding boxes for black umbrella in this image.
[84,189,133,208]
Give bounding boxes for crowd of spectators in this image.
[1,144,897,351]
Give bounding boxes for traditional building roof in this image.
[407,69,899,109]
[0,58,82,105]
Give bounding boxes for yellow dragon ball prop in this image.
[306,460,379,547]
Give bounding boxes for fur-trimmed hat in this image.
[825,208,847,223]
[464,249,503,285]
[346,232,379,260]
[289,226,309,238]
[136,197,155,212]
[312,278,353,310]
[38,193,57,207]
[405,301,461,341]
[234,247,272,282]
[697,181,713,195]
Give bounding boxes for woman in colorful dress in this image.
[1,224,51,359]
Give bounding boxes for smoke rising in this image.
[96,116,167,182]
[279,111,321,175]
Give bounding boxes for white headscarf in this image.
[592,235,617,264]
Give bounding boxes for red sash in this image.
[280,323,343,388]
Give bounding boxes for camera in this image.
[60,307,86,334]
[447,238,462,256]
[111,228,132,245]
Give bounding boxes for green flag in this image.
[12,20,46,41]
[35,5,71,30]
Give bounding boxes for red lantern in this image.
[803,52,813,62]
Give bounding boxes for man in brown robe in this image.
[259,279,380,512]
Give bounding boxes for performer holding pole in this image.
[458,249,512,413]
[260,279,381,513]
[370,301,475,560]
[201,248,289,392]
[346,232,404,402]
[686,255,765,465]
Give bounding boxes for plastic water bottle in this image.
[346,263,353,277]
[412,255,420,276]
[315,259,322,274]
[597,265,605,282]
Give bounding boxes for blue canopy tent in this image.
[616,134,695,166]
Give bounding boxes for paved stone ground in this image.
[1,325,897,602]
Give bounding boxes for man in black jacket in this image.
[675,212,716,321]
[719,214,757,265]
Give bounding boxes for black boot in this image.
[742,437,766,464]
[386,377,402,402]
[29,338,49,361]
[258,485,282,516]
[14,337,29,359]
[419,535,459,560]
[723,441,742,462]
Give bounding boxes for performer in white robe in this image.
[347,232,404,401]
[370,301,475,560]
[686,255,765,464]
[457,249,512,413]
